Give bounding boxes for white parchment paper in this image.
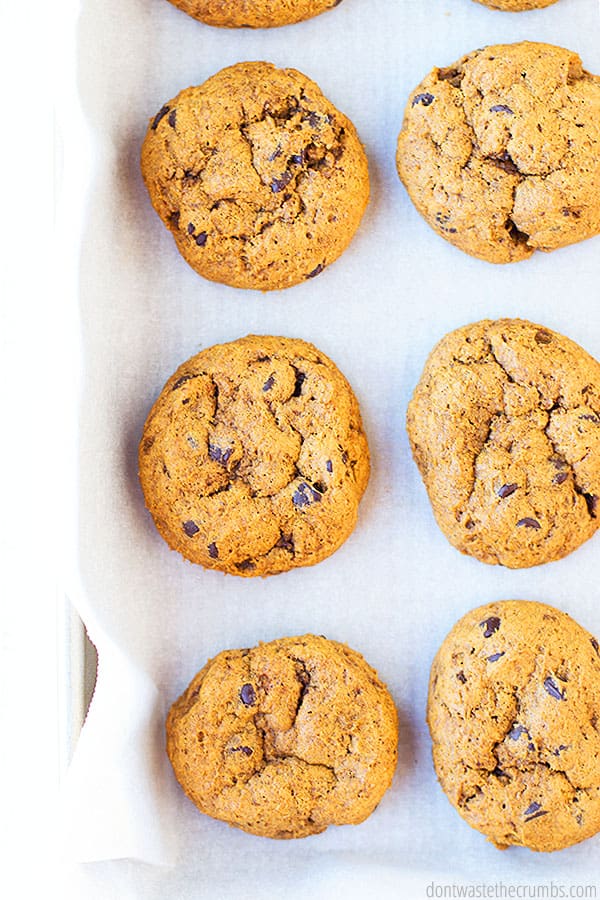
[63,0,600,895]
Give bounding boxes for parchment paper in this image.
[63,0,600,896]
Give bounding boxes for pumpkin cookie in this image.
[139,335,370,576]
[166,634,398,838]
[396,42,600,263]
[141,62,369,290]
[164,0,344,28]
[428,600,600,851]
[473,0,558,9]
[407,319,600,568]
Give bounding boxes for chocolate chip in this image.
[168,211,180,229]
[591,637,600,657]
[306,263,324,279]
[236,559,255,572]
[195,232,207,247]
[167,109,177,128]
[498,483,518,498]
[208,445,233,465]
[268,145,282,161]
[553,472,569,485]
[271,172,293,193]
[187,222,195,235]
[490,104,513,114]
[263,375,275,392]
[487,652,505,663]
[289,152,304,166]
[208,542,218,559]
[292,369,306,397]
[240,684,256,706]
[456,671,467,684]
[303,111,320,128]
[412,92,435,107]
[341,450,349,464]
[553,745,569,755]
[544,676,566,701]
[275,533,294,553]
[231,745,253,756]
[508,724,528,741]
[583,493,598,517]
[523,802,547,822]
[326,460,333,473]
[151,105,171,130]
[535,330,552,345]
[490,765,506,779]
[183,520,199,537]
[579,414,600,423]
[293,482,322,508]
[172,373,194,391]
[480,616,501,638]
[517,517,541,529]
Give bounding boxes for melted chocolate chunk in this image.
[275,533,294,553]
[554,471,569,485]
[490,104,513,114]
[208,444,233,465]
[195,231,208,247]
[151,105,171,130]
[208,542,218,559]
[498,483,518,498]
[480,616,501,638]
[167,109,177,128]
[293,482,323,508]
[544,676,566,701]
[172,373,195,391]
[306,263,324,279]
[239,683,256,706]
[236,559,255,572]
[487,652,505,663]
[183,520,199,537]
[271,171,293,193]
[412,92,435,107]
[517,517,541,530]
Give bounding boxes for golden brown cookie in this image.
[139,335,370,576]
[141,62,369,291]
[167,634,398,838]
[428,600,600,852]
[473,0,558,9]
[396,42,600,263]
[407,319,600,568]
[164,0,344,28]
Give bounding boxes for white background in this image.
[2,0,599,898]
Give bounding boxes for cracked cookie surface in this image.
[164,0,344,28]
[428,600,600,851]
[407,319,600,568]
[166,634,398,838]
[141,62,369,290]
[139,335,370,576]
[396,42,600,263]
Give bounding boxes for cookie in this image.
[407,319,600,568]
[164,0,344,28]
[141,62,369,291]
[166,634,398,838]
[428,600,600,851]
[396,42,600,263]
[473,0,558,9]
[139,335,370,576]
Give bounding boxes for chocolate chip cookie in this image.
[164,0,344,28]
[396,42,600,263]
[141,62,369,290]
[473,0,558,9]
[407,319,600,568]
[166,634,398,838]
[428,600,600,851]
[139,335,370,576]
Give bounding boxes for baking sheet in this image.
[64,0,600,895]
